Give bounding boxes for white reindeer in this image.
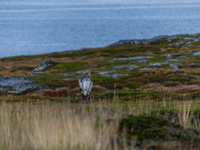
[78,71,93,101]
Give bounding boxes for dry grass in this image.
[0,102,122,150]
[0,99,198,149]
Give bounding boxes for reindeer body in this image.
[79,74,93,101]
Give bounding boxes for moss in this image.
[138,127,194,142]
[34,74,67,87]
[18,66,34,71]
[97,59,113,69]
[193,41,200,46]
[149,55,163,63]
[118,115,182,138]
[118,115,199,146]
[92,74,119,89]
[49,62,87,72]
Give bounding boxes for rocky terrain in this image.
[0,33,200,93]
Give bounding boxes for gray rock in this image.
[0,76,49,93]
[76,71,89,74]
[185,44,193,47]
[193,36,200,42]
[113,65,139,70]
[99,72,129,79]
[164,59,179,63]
[170,63,181,70]
[133,59,150,63]
[8,84,49,94]
[99,71,114,76]
[58,73,75,77]
[99,74,112,78]
[28,72,44,76]
[149,63,166,67]
[110,74,121,79]
[185,41,193,45]
[167,35,178,43]
[62,78,75,81]
[168,41,185,46]
[162,53,180,57]
[177,56,188,58]
[111,74,129,79]
[110,56,153,62]
[153,35,168,39]
[140,68,153,71]
[188,63,196,67]
[184,37,195,40]
[33,58,55,72]
[193,51,200,56]
[110,35,168,46]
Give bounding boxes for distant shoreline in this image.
[1,33,200,60]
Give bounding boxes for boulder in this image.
[113,65,139,70]
[193,51,200,56]
[140,68,152,71]
[0,76,49,94]
[188,63,196,67]
[99,72,129,79]
[164,58,179,63]
[149,62,166,67]
[197,36,200,41]
[162,53,181,57]
[28,72,44,76]
[170,63,181,70]
[167,35,178,42]
[168,41,184,46]
[110,35,168,46]
[133,59,149,63]
[33,58,55,72]
[110,56,153,63]
[184,37,195,40]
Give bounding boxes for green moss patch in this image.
[34,74,67,87]
[118,115,200,146]
[50,62,87,72]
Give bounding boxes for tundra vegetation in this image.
[0,34,200,149]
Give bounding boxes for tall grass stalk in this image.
[177,102,191,129]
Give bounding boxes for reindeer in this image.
[78,71,93,102]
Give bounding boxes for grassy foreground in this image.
[0,35,200,149]
[0,99,200,150]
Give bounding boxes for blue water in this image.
[0,0,200,58]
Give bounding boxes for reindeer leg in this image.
[86,95,90,103]
[81,93,84,102]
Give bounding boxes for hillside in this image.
[0,34,200,149]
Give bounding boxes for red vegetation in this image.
[44,87,68,97]
[139,83,200,93]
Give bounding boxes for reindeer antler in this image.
[80,72,84,82]
[88,71,91,79]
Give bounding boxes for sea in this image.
[0,0,200,58]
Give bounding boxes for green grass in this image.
[34,74,67,87]
[49,62,87,72]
